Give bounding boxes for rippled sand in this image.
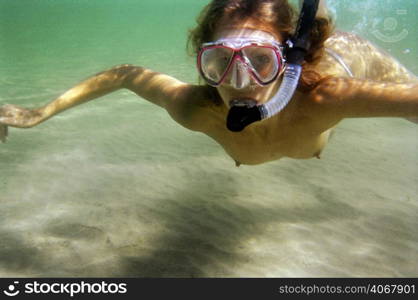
[1,110,417,277]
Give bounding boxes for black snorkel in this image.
[226,0,320,132]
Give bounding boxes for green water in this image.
[0,0,417,277]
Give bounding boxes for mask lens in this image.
[242,46,280,83]
[200,47,234,84]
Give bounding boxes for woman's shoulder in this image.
[325,30,371,49]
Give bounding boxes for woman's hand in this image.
[0,104,43,142]
[0,104,42,128]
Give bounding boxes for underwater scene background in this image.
[0,0,417,276]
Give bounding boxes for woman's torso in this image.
[199,31,415,166]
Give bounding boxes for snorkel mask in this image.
[198,38,285,89]
[197,0,320,132]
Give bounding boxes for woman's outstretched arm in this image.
[0,64,211,142]
[0,64,133,129]
[311,77,418,119]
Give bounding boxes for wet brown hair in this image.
[188,0,334,93]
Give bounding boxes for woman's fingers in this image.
[0,105,10,142]
[0,124,8,143]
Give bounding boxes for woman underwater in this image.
[0,0,417,167]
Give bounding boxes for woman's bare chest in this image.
[207,120,331,165]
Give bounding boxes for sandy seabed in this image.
[1,110,417,277]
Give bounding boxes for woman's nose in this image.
[227,60,251,89]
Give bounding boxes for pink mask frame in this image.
[197,38,286,87]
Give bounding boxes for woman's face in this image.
[211,21,284,108]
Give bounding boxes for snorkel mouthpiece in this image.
[226,100,261,132]
[226,0,319,132]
